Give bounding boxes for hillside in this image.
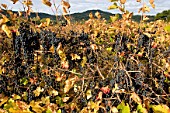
[0,9,154,22]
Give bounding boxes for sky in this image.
[0,0,170,15]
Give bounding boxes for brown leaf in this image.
[120,0,126,4]
[23,0,33,6]
[62,0,71,9]
[130,92,142,104]
[42,0,52,7]
[1,4,7,9]
[136,0,141,2]
[149,0,154,4]
[89,12,93,19]
[10,0,19,4]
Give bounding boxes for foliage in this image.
[0,0,170,113]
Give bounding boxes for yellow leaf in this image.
[1,4,7,9]
[149,0,154,4]
[89,12,93,19]
[151,105,169,113]
[33,87,44,97]
[62,0,71,9]
[64,77,76,93]
[42,0,52,7]
[0,15,9,25]
[111,106,118,113]
[1,24,12,38]
[70,53,81,60]
[108,3,118,10]
[95,11,101,19]
[46,18,51,26]
[30,101,45,113]
[151,3,155,8]
[0,96,8,107]
[49,45,55,53]
[10,0,19,4]
[81,56,87,67]
[86,89,92,100]
[120,0,126,4]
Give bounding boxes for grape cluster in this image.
[13,22,40,75]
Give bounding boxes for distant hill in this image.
[0,9,154,23]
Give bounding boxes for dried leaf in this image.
[49,45,55,53]
[70,53,81,60]
[151,3,155,8]
[10,0,19,4]
[62,0,71,9]
[64,77,76,93]
[95,11,101,19]
[42,0,52,7]
[86,89,92,100]
[120,0,126,4]
[1,24,12,38]
[149,0,154,5]
[33,87,44,97]
[30,101,45,112]
[130,92,142,104]
[111,106,118,113]
[1,4,7,9]
[23,0,33,6]
[62,97,70,102]
[89,12,93,19]
[100,86,110,94]
[136,0,141,2]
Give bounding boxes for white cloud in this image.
[0,0,169,15]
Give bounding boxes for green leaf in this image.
[137,104,148,113]
[110,14,119,22]
[108,3,118,10]
[122,104,130,113]
[46,109,52,113]
[117,101,125,110]
[164,25,170,33]
[117,101,130,113]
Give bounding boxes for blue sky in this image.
[0,0,170,15]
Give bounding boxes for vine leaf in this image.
[137,104,148,113]
[136,0,141,2]
[1,4,7,9]
[108,3,118,10]
[151,105,170,113]
[120,0,126,4]
[23,0,33,6]
[42,0,52,7]
[62,0,71,9]
[1,24,12,38]
[117,101,130,113]
[10,0,18,4]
